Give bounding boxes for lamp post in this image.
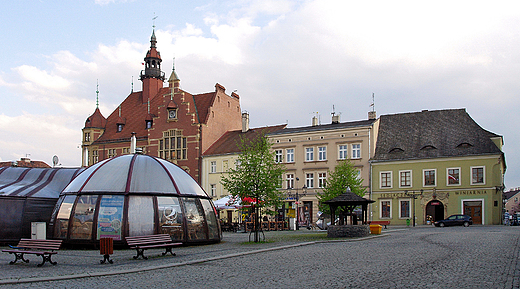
[405,189,423,227]
[286,177,307,230]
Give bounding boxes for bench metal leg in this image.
[133,248,148,260]
[37,254,57,267]
[8,252,30,265]
[161,247,176,257]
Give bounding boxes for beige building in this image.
[268,112,379,227]
[201,113,286,223]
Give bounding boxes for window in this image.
[339,145,348,160]
[381,200,391,219]
[423,169,436,186]
[275,150,283,163]
[380,171,392,188]
[355,170,362,179]
[286,148,294,163]
[84,132,91,142]
[318,172,327,188]
[146,120,153,129]
[318,146,327,161]
[117,124,124,132]
[286,174,294,189]
[447,168,460,185]
[306,173,314,188]
[210,184,216,197]
[471,166,485,184]
[222,160,229,172]
[399,170,411,188]
[122,148,130,154]
[352,144,361,159]
[210,161,217,173]
[108,149,117,158]
[305,147,314,162]
[92,150,99,164]
[158,130,188,160]
[399,199,411,219]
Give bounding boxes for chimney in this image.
[130,132,136,153]
[368,111,376,120]
[242,112,249,132]
[312,116,318,126]
[332,114,340,124]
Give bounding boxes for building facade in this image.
[268,112,379,226]
[370,109,506,225]
[81,30,242,182]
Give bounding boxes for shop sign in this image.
[454,190,487,195]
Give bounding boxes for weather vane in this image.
[96,80,99,108]
[152,13,158,29]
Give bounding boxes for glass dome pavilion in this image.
[50,154,221,245]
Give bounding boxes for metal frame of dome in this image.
[49,154,221,246]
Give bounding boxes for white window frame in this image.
[306,173,314,188]
[471,166,485,185]
[423,169,436,187]
[380,171,392,188]
[380,199,392,219]
[351,144,361,159]
[210,184,217,197]
[318,172,327,188]
[275,150,283,163]
[318,146,327,161]
[286,148,295,163]
[286,173,295,189]
[399,199,412,219]
[447,167,461,186]
[338,144,348,160]
[210,161,217,173]
[305,147,314,162]
[399,170,412,188]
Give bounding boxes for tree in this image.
[317,159,366,214]
[220,134,286,242]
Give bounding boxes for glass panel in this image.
[400,201,410,218]
[82,156,130,192]
[54,195,76,239]
[97,195,124,240]
[200,199,219,240]
[159,158,207,196]
[183,198,207,240]
[157,196,184,241]
[128,196,154,236]
[129,156,177,193]
[70,195,98,240]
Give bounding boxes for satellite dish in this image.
[52,155,59,167]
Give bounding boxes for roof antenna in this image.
[131,76,134,93]
[370,93,375,112]
[96,80,100,108]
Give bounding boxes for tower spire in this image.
[96,80,99,108]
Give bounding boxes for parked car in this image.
[434,214,473,227]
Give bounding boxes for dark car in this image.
[434,214,473,227]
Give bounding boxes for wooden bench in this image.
[369,220,391,229]
[2,239,62,267]
[125,234,182,260]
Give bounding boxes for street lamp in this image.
[286,177,307,230]
[405,189,423,227]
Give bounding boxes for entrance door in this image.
[464,201,482,225]
[227,210,233,224]
[425,200,444,223]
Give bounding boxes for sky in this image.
[1,0,519,189]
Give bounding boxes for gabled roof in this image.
[268,119,376,135]
[504,189,520,200]
[84,107,107,129]
[203,125,287,156]
[372,108,503,162]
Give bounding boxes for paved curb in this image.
[0,234,388,285]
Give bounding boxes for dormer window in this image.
[457,142,473,148]
[389,147,404,153]
[117,124,124,132]
[168,109,177,120]
[146,120,153,129]
[420,145,436,150]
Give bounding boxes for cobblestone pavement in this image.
[1,226,519,288]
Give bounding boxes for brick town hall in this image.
[81,29,243,183]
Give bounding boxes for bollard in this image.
[100,237,114,264]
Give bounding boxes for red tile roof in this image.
[203,125,287,156]
[84,107,107,128]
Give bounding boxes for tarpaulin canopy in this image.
[213,195,243,210]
